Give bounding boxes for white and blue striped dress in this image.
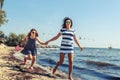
[60,28,75,54]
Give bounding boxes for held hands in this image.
[80,46,83,51]
[44,41,49,45]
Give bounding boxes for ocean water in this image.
[36,47,120,80]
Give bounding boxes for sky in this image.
[1,0,120,48]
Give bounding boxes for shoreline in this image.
[0,44,69,80]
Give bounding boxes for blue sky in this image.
[1,0,120,48]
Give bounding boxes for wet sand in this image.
[0,44,68,80]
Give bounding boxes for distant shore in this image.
[36,44,59,48]
[0,44,68,80]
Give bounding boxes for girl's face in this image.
[31,30,36,36]
[65,20,71,28]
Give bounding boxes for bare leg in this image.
[52,53,65,74]
[29,56,36,69]
[20,54,33,65]
[68,53,74,80]
[26,54,33,60]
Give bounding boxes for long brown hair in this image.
[27,28,38,37]
[62,17,73,28]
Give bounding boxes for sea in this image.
[36,47,120,80]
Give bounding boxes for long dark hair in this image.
[27,28,38,37]
[62,17,73,28]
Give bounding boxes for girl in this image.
[46,17,83,80]
[20,28,46,70]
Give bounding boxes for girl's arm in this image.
[73,34,83,51]
[36,37,46,45]
[20,36,28,46]
[46,32,61,44]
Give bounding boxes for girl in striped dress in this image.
[46,17,83,80]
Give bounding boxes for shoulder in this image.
[35,37,38,39]
[60,28,66,32]
[25,36,29,40]
[70,29,75,35]
[35,37,39,40]
[60,28,66,30]
[70,28,75,32]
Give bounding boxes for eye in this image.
[66,22,71,24]
[32,31,36,34]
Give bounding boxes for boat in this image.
[108,44,112,49]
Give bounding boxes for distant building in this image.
[36,44,59,48]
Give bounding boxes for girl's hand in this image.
[45,41,49,45]
[80,47,83,51]
[15,45,21,51]
[19,43,22,47]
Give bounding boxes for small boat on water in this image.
[108,44,112,49]
[108,46,112,49]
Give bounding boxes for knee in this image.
[29,56,33,60]
[32,56,36,60]
[26,56,32,60]
[69,60,73,64]
[58,60,64,65]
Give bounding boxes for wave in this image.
[38,58,120,79]
[73,65,120,79]
[79,55,96,58]
[85,60,115,67]
[39,58,57,64]
[39,58,70,67]
[109,59,120,62]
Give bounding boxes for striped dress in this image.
[60,28,75,54]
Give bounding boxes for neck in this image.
[30,35,36,38]
[66,26,71,30]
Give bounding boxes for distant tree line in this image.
[0,0,24,46]
[0,30,26,46]
[0,8,8,27]
[0,0,8,27]
[0,0,4,9]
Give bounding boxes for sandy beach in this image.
[0,44,68,80]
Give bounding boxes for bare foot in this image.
[68,76,73,80]
[20,58,27,65]
[28,66,34,71]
